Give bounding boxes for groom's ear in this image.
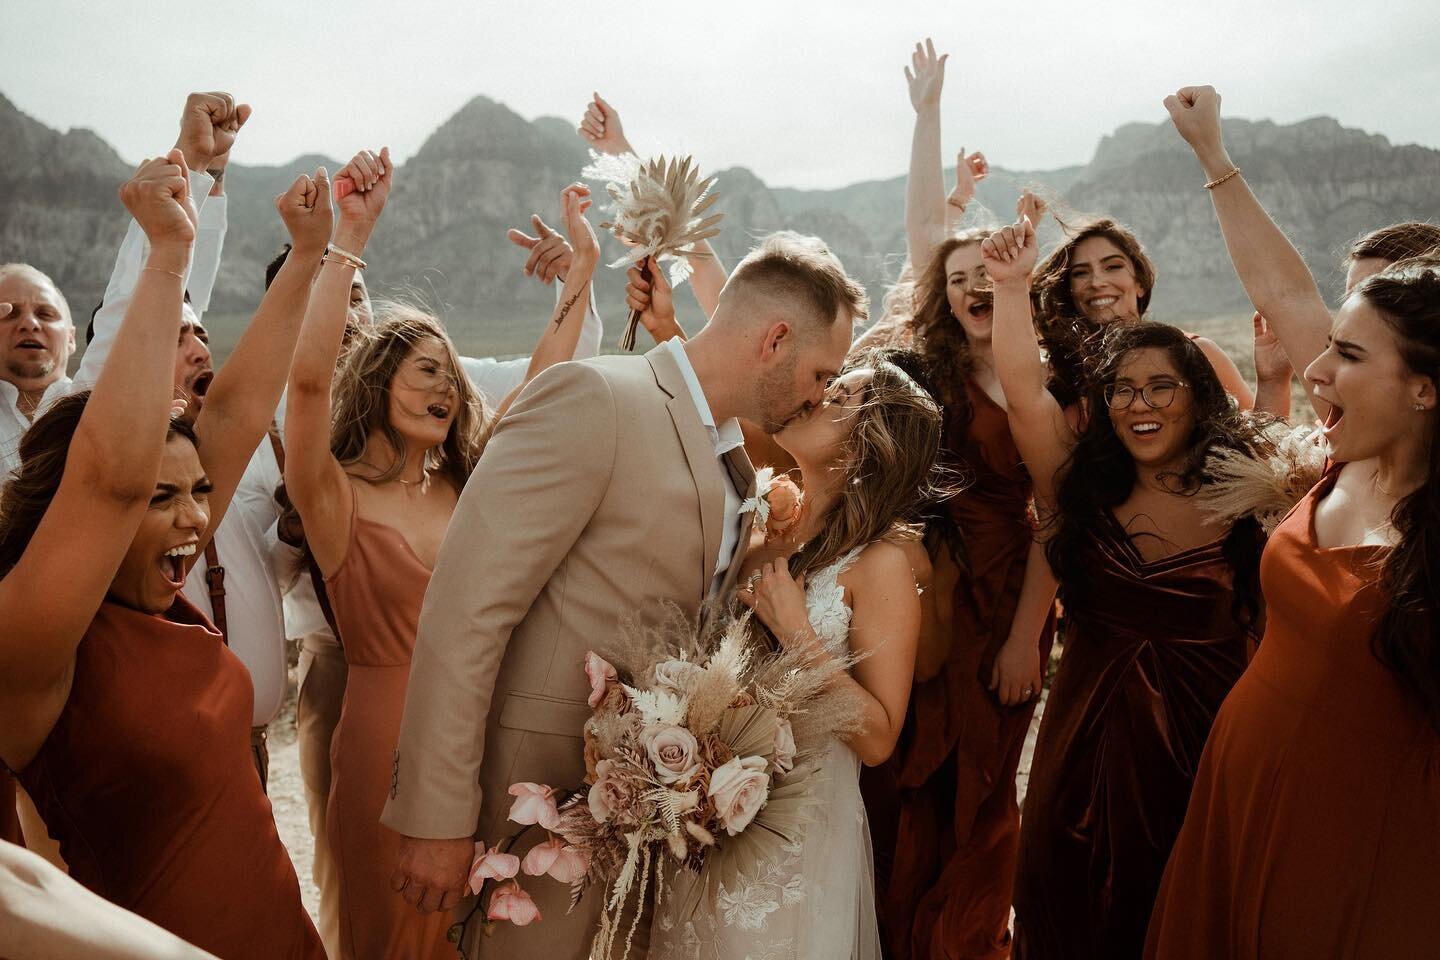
[759,320,792,360]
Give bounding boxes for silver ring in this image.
[1023,685,1035,699]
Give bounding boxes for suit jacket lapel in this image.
[646,345,723,598]
[715,448,758,602]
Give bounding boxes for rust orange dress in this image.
[1145,468,1440,959]
[14,596,324,960]
[1010,513,1251,960]
[868,380,1056,960]
[325,503,452,960]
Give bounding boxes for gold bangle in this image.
[323,243,367,271]
[1204,167,1241,190]
[142,266,186,281]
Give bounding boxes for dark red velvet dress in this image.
[868,380,1055,960]
[1145,467,1440,959]
[1010,513,1250,960]
[16,596,324,960]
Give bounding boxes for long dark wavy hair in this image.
[1351,257,1440,729]
[0,392,197,579]
[1044,322,1271,628]
[1032,218,1157,406]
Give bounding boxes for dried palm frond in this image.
[1199,422,1327,534]
[581,150,725,349]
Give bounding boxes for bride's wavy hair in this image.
[784,349,950,585]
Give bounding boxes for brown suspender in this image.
[203,422,287,646]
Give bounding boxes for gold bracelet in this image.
[1204,166,1241,190]
[322,243,367,271]
[143,266,186,281]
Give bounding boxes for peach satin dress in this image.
[325,497,453,960]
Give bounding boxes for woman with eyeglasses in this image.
[980,218,1273,960]
[282,149,600,959]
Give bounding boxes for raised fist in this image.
[980,217,1038,285]
[1163,85,1224,154]
[904,38,947,113]
[175,92,248,172]
[333,147,392,230]
[578,93,635,156]
[119,149,197,247]
[276,167,333,252]
[1017,189,1048,227]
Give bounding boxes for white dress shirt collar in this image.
[660,337,745,456]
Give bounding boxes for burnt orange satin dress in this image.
[1145,468,1440,959]
[868,380,1055,960]
[14,596,324,960]
[1010,514,1251,960]
[325,503,452,960]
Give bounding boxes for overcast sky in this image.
[4,0,1438,189]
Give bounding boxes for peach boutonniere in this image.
[739,467,803,541]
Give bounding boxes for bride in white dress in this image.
[652,353,946,960]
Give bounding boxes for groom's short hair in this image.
[721,232,869,334]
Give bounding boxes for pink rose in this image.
[585,652,618,709]
[707,755,771,835]
[766,476,803,536]
[520,836,590,884]
[771,719,796,775]
[652,659,703,695]
[486,879,541,926]
[507,783,561,831]
[642,724,702,785]
[587,759,640,825]
[468,841,520,895]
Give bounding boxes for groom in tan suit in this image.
[382,233,866,957]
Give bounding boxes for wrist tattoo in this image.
[554,289,584,328]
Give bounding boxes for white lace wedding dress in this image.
[651,547,882,960]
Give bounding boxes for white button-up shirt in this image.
[659,336,745,596]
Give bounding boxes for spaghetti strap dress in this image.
[324,490,452,960]
[1145,466,1440,959]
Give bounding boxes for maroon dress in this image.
[15,596,324,960]
[868,379,1056,960]
[1011,514,1250,960]
[1146,467,1440,958]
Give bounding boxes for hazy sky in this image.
[4,0,1438,189]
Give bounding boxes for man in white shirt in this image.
[0,265,76,476]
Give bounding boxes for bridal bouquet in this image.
[581,150,724,350]
[467,609,863,960]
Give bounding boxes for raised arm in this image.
[0,154,194,759]
[283,148,388,575]
[904,38,948,265]
[491,184,601,418]
[982,218,1076,502]
[1164,85,1331,417]
[187,166,329,567]
[1250,312,1294,419]
[187,101,249,320]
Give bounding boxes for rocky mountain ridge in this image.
[2,91,1437,358]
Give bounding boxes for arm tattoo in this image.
[554,289,584,329]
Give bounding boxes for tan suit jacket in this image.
[382,344,755,957]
